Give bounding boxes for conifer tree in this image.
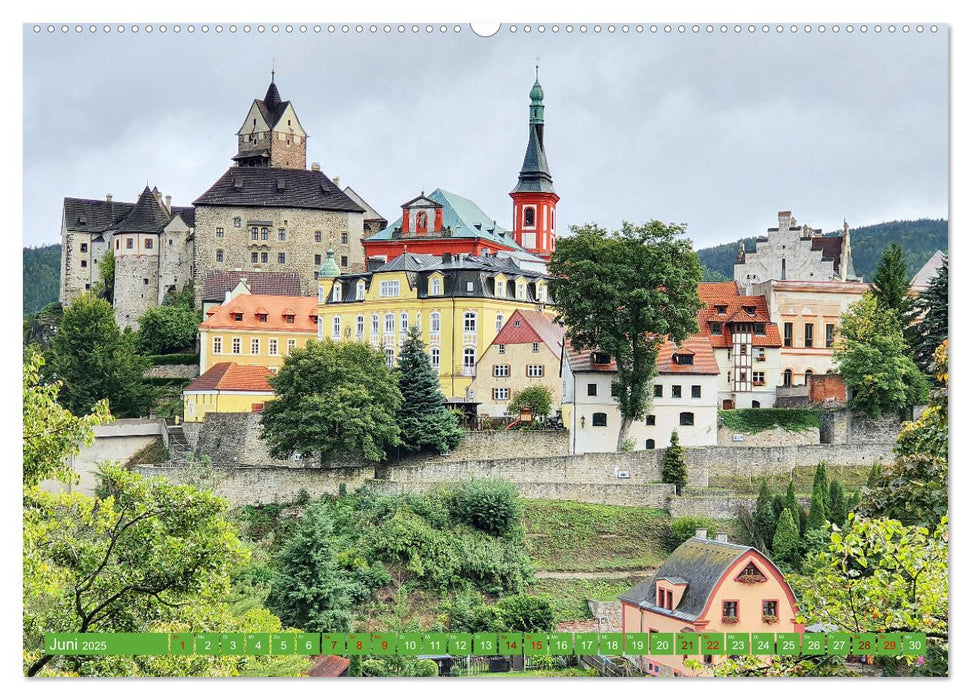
[394,327,464,454]
[662,430,688,496]
[828,480,847,527]
[772,509,800,568]
[811,463,830,519]
[870,243,911,319]
[753,478,777,553]
[906,255,948,376]
[807,489,828,531]
[783,479,801,533]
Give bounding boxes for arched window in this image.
[592,412,608,427]
[357,280,366,299]
[783,369,793,387]
[332,316,341,339]
[496,313,505,331]
[430,312,441,333]
[805,369,814,385]
[371,313,380,334]
[416,211,428,232]
[384,313,395,334]
[752,400,761,409]
[464,311,477,333]
[356,315,365,338]
[524,207,535,227]
[400,312,409,334]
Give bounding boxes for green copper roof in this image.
[318,248,341,277]
[530,79,544,104]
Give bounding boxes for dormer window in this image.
[715,304,728,315]
[517,283,526,300]
[284,314,295,324]
[593,352,611,365]
[431,278,442,295]
[357,280,366,299]
[233,313,244,321]
[737,561,768,584]
[708,321,723,334]
[496,279,506,298]
[258,314,268,322]
[673,353,694,366]
[743,305,756,316]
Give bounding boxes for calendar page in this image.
[19,8,949,688]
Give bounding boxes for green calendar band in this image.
[40,631,927,658]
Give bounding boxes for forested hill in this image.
[23,245,61,315]
[696,218,948,283]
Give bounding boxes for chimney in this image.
[442,252,453,264]
[332,175,341,187]
[695,528,708,539]
[164,195,172,212]
[715,532,729,543]
[311,162,320,171]
[778,210,792,234]
[106,193,112,202]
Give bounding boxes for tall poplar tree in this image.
[549,221,704,449]
[394,327,464,454]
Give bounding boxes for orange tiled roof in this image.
[307,655,350,677]
[184,362,274,393]
[697,283,782,348]
[566,334,720,375]
[493,309,566,351]
[200,294,318,333]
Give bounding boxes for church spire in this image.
[513,73,554,195]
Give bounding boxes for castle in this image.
[59,75,386,329]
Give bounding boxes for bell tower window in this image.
[524,207,535,227]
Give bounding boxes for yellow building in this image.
[183,362,275,422]
[198,287,318,374]
[316,250,551,402]
[470,309,565,416]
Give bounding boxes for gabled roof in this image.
[566,335,720,375]
[200,294,318,333]
[619,538,758,621]
[401,193,443,209]
[63,197,135,233]
[366,188,533,254]
[697,283,782,349]
[343,185,387,224]
[493,309,566,351]
[201,270,302,302]
[911,250,946,287]
[116,187,172,234]
[194,167,365,212]
[184,362,274,393]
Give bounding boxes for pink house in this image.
[620,532,803,676]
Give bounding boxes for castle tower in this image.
[112,186,169,329]
[510,69,559,260]
[233,73,308,169]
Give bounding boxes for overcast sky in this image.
[22,25,947,249]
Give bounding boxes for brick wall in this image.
[809,373,847,405]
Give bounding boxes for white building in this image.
[561,337,720,455]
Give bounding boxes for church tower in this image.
[233,73,308,169]
[510,70,559,259]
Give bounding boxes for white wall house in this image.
[561,337,720,455]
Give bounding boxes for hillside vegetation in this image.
[23,245,61,314]
[696,218,947,282]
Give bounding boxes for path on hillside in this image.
[534,568,656,580]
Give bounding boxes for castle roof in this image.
[201,270,302,303]
[116,187,172,234]
[184,362,274,393]
[194,167,365,212]
[619,538,762,621]
[366,188,536,257]
[63,197,134,233]
[200,294,318,333]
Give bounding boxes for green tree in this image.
[811,463,830,519]
[24,465,249,676]
[870,243,912,319]
[508,385,554,418]
[828,480,847,528]
[453,477,522,537]
[162,280,196,309]
[136,304,200,355]
[665,516,713,552]
[23,347,111,487]
[260,339,402,464]
[394,327,463,454]
[48,293,155,418]
[896,340,948,461]
[806,489,828,531]
[783,479,801,534]
[548,221,704,449]
[265,500,354,632]
[771,509,800,569]
[93,250,115,304]
[800,514,948,676]
[905,256,947,376]
[661,430,688,496]
[834,292,928,417]
[753,479,777,553]
[494,594,556,632]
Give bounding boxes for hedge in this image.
[147,353,198,366]
[144,376,195,387]
[719,408,820,434]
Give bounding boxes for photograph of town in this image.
[21,21,948,680]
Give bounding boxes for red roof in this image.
[200,294,318,333]
[184,362,274,392]
[308,655,350,677]
[566,335,719,375]
[492,309,566,352]
[697,283,782,349]
[201,270,302,302]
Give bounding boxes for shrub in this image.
[719,408,820,434]
[508,385,554,418]
[453,478,522,536]
[136,304,200,355]
[495,594,556,632]
[146,353,199,366]
[666,516,713,552]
